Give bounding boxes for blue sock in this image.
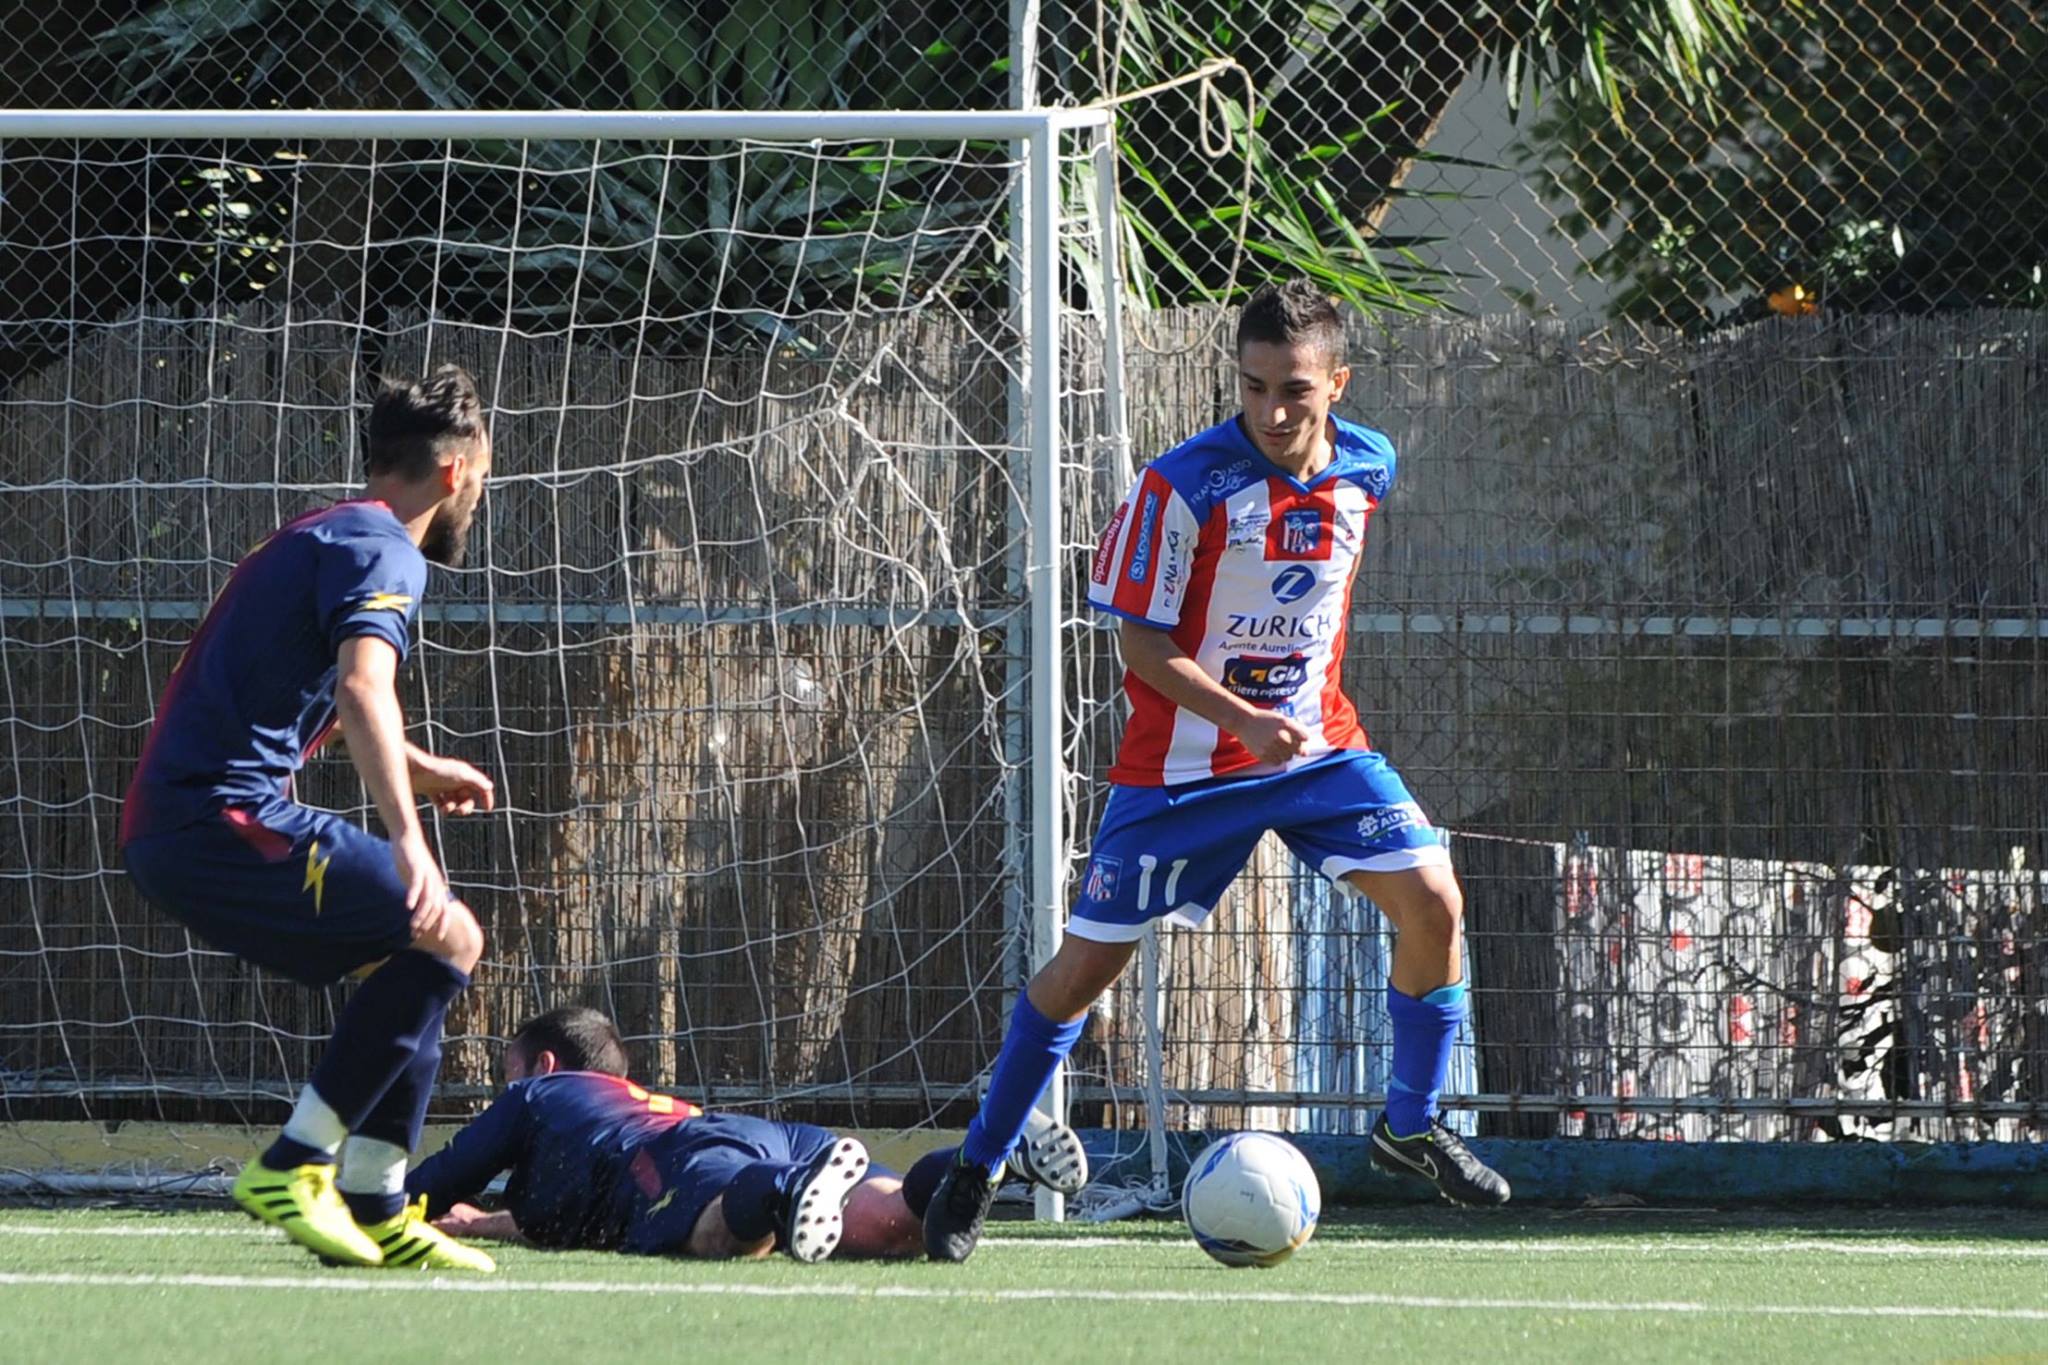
[1385,982,1467,1138]
[341,1189,407,1225]
[902,1147,957,1220]
[959,996,1085,1173]
[351,1003,449,1154]
[721,1160,800,1243]
[306,951,469,1131]
[260,1136,330,1169]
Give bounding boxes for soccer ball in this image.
[1181,1132,1321,1268]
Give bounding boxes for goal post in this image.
[0,107,1120,1194]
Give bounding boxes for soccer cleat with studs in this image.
[355,1196,497,1272]
[1004,1108,1089,1197]
[922,1152,1001,1263]
[1368,1115,1511,1207]
[782,1136,870,1264]
[231,1159,385,1266]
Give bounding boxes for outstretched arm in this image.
[406,1086,530,1218]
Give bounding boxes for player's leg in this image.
[924,784,1262,1261]
[1279,752,1508,1205]
[122,814,393,1265]
[141,805,493,1263]
[837,1174,921,1258]
[333,905,495,1271]
[630,1117,867,1265]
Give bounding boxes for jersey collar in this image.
[1226,414,1352,493]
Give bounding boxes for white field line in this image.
[5,1225,2048,1261]
[0,1270,2044,1322]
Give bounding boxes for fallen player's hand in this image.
[1233,709,1312,766]
[411,752,497,816]
[433,1202,491,1236]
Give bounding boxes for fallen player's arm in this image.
[1118,618,1310,765]
[406,1086,530,1220]
[432,1203,525,1243]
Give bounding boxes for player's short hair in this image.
[1236,278,1348,370]
[510,1006,630,1078]
[365,364,487,480]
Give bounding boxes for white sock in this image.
[279,1086,348,1156]
[336,1136,410,1197]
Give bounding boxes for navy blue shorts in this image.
[1069,749,1452,944]
[624,1115,860,1256]
[121,801,414,987]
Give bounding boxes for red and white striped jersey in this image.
[1087,413,1397,787]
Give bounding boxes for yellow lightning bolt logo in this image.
[644,1189,676,1219]
[303,840,332,915]
[357,593,414,613]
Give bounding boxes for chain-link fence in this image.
[1,2,2044,1151]
[9,2,2041,330]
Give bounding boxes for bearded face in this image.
[420,480,481,567]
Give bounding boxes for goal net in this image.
[0,110,1126,1183]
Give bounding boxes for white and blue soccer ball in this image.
[1181,1132,1321,1268]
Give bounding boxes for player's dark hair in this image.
[510,1006,630,1078]
[1235,278,1348,370]
[365,364,486,480]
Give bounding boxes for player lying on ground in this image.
[121,367,499,1272]
[407,1007,1089,1262]
[923,279,1511,1263]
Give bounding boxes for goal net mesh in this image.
[0,123,1125,1155]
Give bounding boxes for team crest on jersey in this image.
[1082,855,1122,903]
[1279,509,1322,556]
[1357,462,1392,500]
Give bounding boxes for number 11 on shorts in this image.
[1134,855,1188,911]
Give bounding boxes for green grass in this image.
[1,1205,2046,1363]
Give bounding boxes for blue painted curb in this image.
[1076,1130,2048,1207]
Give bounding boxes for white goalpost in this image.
[0,108,1126,1207]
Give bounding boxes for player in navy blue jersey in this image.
[408,1007,1089,1263]
[121,366,499,1271]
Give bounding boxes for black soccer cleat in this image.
[1004,1109,1090,1197]
[1369,1115,1512,1207]
[782,1136,870,1264]
[921,1153,1000,1263]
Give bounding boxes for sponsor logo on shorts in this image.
[1082,855,1123,903]
[1091,501,1130,585]
[1127,492,1161,583]
[1221,653,1312,704]
[1270,564,1316,604]
[1356,802,1428,846]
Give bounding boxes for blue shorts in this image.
[624,1115,850,1256]
[1068,749,1451,944]
[121,801,414,987]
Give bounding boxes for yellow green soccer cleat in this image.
[232,1159,385,1267]
[357,1197,498,1272]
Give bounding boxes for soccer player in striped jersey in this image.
[121,367,498,1271]
[924,279,1509,1262]
[410,1008,1087,1263]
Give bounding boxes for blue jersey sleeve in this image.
[405,1085,530,1216]
[316,527,425,662]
